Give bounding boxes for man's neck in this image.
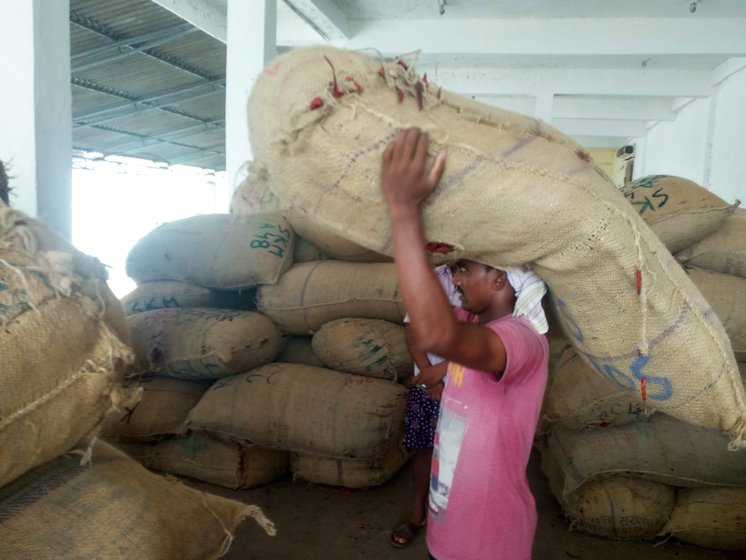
[479,305,513,325]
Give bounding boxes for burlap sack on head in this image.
[663,486,746,551]
[676,208,746,279]
[312,318,412,381]
[120,280,255,315]
[619,175,738,253]
[102,377,212,440]
[114,432,289,490]
[229,161,283,214]
[256,261,405,334]
[0,206,134,488]
[128,308,286,379]
[544,266,746,429]
[0,441,274,559]
[248,45,745,446]
[126,212,294,289]
[686,266,746,361]
[188,362,407,459]
[284,208,391,262]
[229,159,387,262]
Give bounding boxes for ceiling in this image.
[69,0,746,171]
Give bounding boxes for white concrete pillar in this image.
[0,0,72,239]
[225,0,276,198]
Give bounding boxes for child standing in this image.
[391,264,460,548]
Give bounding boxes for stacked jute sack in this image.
[246,45,746,551]
[110,205,409,489]
[0,203,272,559]
[540,175,746,550]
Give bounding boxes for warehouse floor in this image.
[187,449,735,560]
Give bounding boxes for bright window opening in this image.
[72,153,228,298]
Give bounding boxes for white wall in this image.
[635,62,746,205]
[709,65,746,204]
[638,97,710,187]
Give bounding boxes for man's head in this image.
[450,261,550,334]
[451,260,516,319]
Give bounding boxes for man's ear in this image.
[493,269,507,291]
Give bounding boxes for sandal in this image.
[390,521,424,548]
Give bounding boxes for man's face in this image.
[451,260,498,313]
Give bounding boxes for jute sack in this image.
[312,318,412,381]
[277,335,325,367]
[128,308,286,379]
[619,175,738,253]
[663,486,746,551]
[284,208,390,262]
[676,208,746,278]
[229,161,282,214]
[293,235,329,263]
[544,346,649,430]
[537,306,572,435]
[114,432,289,490]
[226,162,384,261]
[546,414,746,497]
[228,159,387,262]
[121,280,254,316]
[0,206,134,488]
[290,444,409,488]
[540,445,675,539]
[545,300,571,372]
[188,363,407,459]
[686,266,746,361]
[126,212,294,289]
[247,46,746,447]
[102,377,211,440]
[563,478,676,540]
[0,441,274,559]
[256,261,405,334]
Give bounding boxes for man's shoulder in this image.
[491,316,547,350]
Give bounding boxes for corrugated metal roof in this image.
[70,0,226,171]
[68,0,746,172]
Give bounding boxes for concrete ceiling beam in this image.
[282,0,349,42]
[344,17,746,57]
[150,0,227,43]
[425,67,713,97]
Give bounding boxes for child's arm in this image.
[418,361,448,400]
[406,323,432,372]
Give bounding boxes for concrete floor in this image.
[186,449,739,560]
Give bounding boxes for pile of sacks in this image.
[541,175,746,550]
[98,44,746,553]
[244,45,746,552]
[0,204,271,559]
[105,195,411,490]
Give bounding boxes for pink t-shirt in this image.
[426,309,549,560]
